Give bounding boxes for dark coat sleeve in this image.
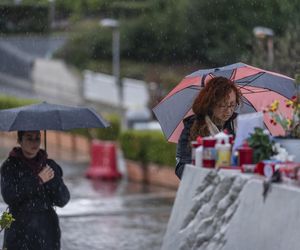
[175,116,194,179]
[1,158,44,207]
[44,159,70,207]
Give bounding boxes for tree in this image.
[249,0,299,76]
[185,0,294,66]
[57,0,300,71]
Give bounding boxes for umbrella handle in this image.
[44,130,47,152]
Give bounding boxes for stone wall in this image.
[162,165,300,250]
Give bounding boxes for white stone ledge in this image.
[162,165,300,250]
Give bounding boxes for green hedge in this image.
[93,114,120,141]
[120,130,176,167]
[0,95,37,109]
[70,114,120,141]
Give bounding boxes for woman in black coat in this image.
[175,77,242,179]
[1,130,70,250]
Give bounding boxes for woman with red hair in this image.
[175,76,242,179]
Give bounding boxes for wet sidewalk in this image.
[61,161,175,250]
[0,137,176,250]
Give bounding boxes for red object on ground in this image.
[85,140,122,179]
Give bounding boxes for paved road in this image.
[0,35,67,59]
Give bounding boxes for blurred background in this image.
[0,0,299,249]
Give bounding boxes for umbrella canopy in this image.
[153,62,295,143]
[0,102,110,150]
[0,101,109,131]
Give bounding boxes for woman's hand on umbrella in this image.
[38,165,55,183]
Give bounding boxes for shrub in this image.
[0,95,37,109]
[146,132,176,166]
[119,130,145,162]
[94,114,120,141]
[54,21,112,69]
[70,114,121,141]
[120,130,176,167]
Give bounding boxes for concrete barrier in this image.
[162,165,300,250]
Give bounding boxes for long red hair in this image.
[190,76,241,140]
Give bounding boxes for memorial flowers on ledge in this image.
[247,127,275,163]
[264,73,300,139]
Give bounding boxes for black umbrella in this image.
[0,101,110,150]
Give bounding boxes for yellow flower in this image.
[285,99,293,107]
[269,100,279,112]
[286,119,292,128]
[266,75,300,138]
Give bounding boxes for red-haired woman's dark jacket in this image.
[175,113,237,179]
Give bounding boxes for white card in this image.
[232,112,264,153]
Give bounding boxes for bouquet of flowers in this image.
[264,73,300,138]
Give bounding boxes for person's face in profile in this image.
[19,131,41,159]
[213,90,236,122]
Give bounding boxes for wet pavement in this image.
[0,158,176,250]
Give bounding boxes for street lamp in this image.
[99,18,122,107]
[253,26,274,68]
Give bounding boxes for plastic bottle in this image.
[202,137,217,168]
[216,139,231,168]
[215,132,231,168]
[214,131,229,144]
[195,136,203,168]
[223,129,234,145]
